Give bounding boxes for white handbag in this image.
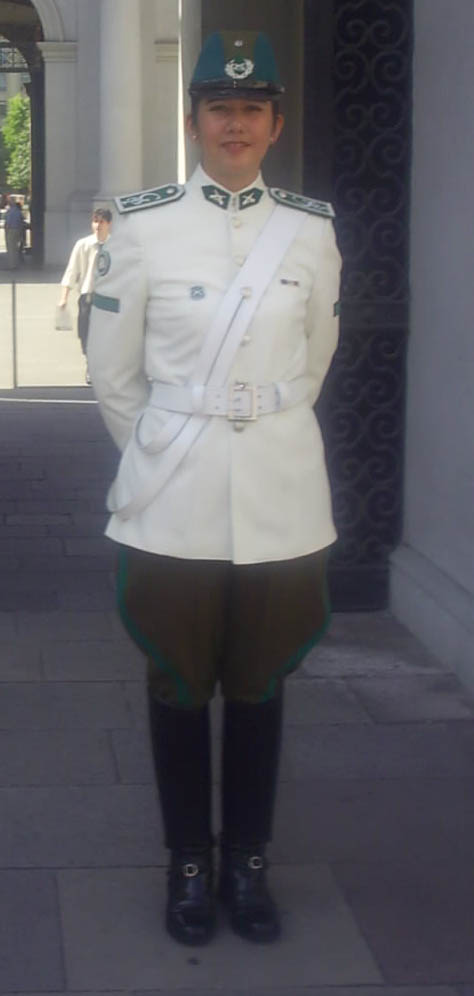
[54,304,73,331]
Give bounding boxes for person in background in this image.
[58,208,112,379]
[88,31,341,946]
[4,195,24,270]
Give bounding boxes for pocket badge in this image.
[97,248,111,277]
[190,285,206,300]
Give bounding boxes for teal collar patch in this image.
[115,183,185,214]
[269,187,335,218]
[239,188,263,209]
[202,185,230,210]
[202,184,264,211]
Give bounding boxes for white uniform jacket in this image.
[87,165,342,565]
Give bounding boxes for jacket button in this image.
[233,421,245,432]
[240,286,252,298]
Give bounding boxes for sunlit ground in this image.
[0,252,87,389]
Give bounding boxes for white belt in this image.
[149,377,310,422]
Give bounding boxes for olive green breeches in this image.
[117,545,330,707]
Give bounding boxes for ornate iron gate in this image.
[305,0,413,609]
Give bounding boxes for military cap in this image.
[189,30,284,99]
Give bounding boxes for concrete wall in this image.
[391,0,474,689]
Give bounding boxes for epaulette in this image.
[115,183,185,215]
[269,187,335,218]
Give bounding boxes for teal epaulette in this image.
[269,187,335,218]
[115,183,185,214]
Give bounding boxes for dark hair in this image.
[93,207,112,223]
[190,95,280,126]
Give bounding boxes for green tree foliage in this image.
[1,93,31,192]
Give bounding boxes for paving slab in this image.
[284,676,372,724]
[283,721,474,779]
[0,680,131,729]
[271,777,468,864]
[110,728,155,784]
[332,859,474,984]
[12,608,118,640]
[0,785,163,868]
[0,988,461,996]
[0,640,43,680]
[58,586,116,610]
[132,989,457,996]
[0,870,65,991]
[348,673,474,721]
[41,637,144,681]
[0,612,16,640]
[306,611,445,676]
[0,730,115,786]
[58,864,381,990]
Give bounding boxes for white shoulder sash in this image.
[109,204,307,519]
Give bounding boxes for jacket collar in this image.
[188,163,266,211]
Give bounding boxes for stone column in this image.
[37,41,77,265]
[98,0,143,197]
[180,0,202,178]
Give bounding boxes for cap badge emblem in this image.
[225,57,254,81]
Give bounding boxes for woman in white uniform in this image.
[88,30,341,946]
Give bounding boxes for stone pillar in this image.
[180,0,202,178]
[37,40,77,265]
[98,0,143,197]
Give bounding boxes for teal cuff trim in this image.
[116,548,192,707]
[92,291,120,313]
[260,570,332,702]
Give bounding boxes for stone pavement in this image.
[2,386,474,996]
[0,264,86,390]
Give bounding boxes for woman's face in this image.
[187,97,284,191]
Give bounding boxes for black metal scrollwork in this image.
[307,0,413,608]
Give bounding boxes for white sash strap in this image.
[109,205,308,519]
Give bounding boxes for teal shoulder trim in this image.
[115,183,185,215]
[92,291,120,313]
[269,187,335,218]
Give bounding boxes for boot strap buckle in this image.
[183,862,199,877]
[248,855,264,870]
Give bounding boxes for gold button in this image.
[232,216,242,228]
[233,421,245,432]
[241,286,252,299]
[241,334,251,346]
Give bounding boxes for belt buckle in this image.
[227,382,257,421]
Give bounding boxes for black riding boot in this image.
[220,692,283,942]
[148,692,216,945]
